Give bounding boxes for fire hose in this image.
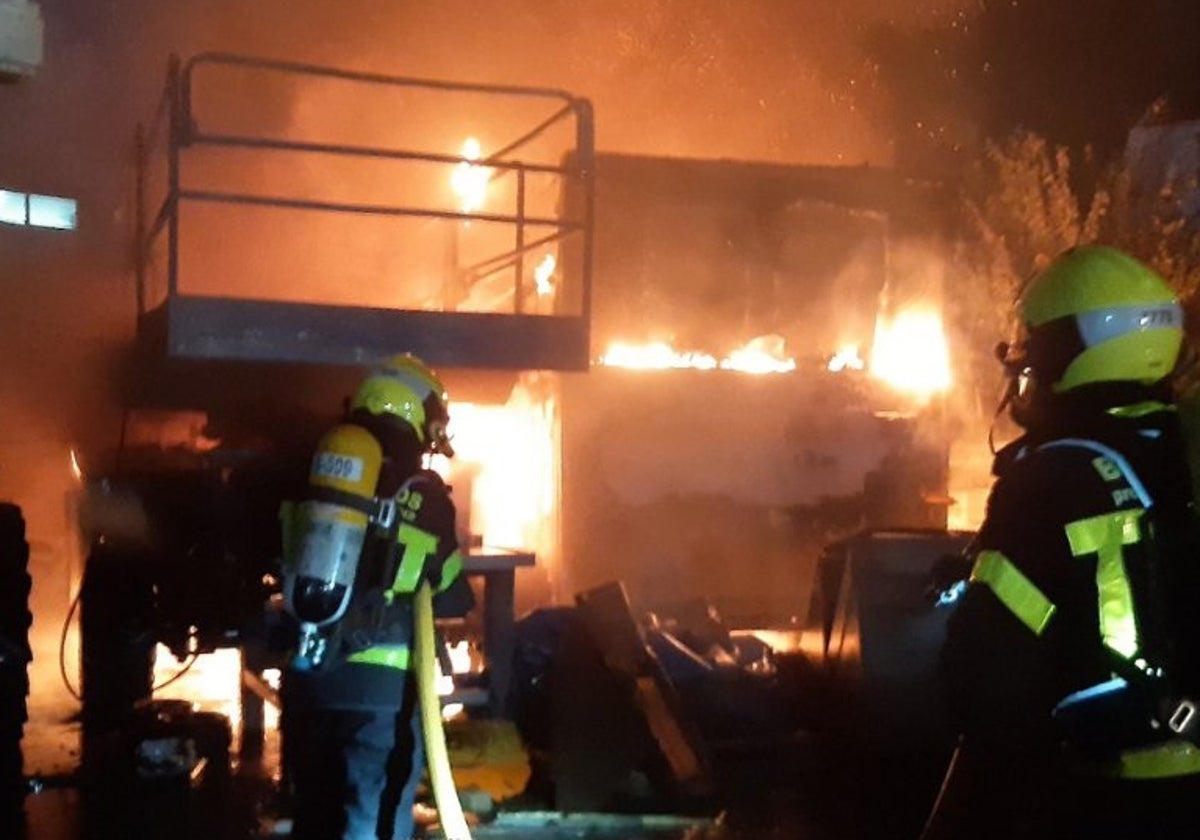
[414,581,472,840]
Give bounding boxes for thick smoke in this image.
[0,0,1029,719]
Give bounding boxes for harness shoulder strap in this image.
[1035,437,1154,508]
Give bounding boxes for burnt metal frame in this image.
[134,52,595,369]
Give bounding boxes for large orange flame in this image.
[869,308,951,400]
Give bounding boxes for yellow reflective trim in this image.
[391,523,439,595]
[1106,739,1200,779]
[279,500,297,568]
[970,550,1057,636]
[1106,401,1174,419]
[346,645,411,670]
[436,549,464,593]
[1064,510,1143,660]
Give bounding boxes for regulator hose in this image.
[414,581,472,840]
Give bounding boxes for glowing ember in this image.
[738,629,805,654]
[869,308,952,399]
[828,343,866,372]
[450,137,492,214]
[533,253,556,297]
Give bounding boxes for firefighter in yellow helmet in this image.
[923,246,1200,838]
[282,353,473,840]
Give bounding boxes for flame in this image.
[429,388,558,553]
[435,639,475,720]
[869,307,951,399]
[150,645,270,736]
[534,253,556,297]
[69,448,82,482]
[599,341,718,371]
[450,137,492,214]
[722,335,796,374]
[598,335,795,374]
[828,343,865,372]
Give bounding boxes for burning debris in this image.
[598,335,795,374]
[598,303,954,404]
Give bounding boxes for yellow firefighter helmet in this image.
[349,353,454,456]
[1016,246,1184,392]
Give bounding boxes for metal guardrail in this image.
[135,52,595,326]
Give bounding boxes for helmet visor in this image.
[1075,302,1183,348]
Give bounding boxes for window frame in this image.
[0,188,78,230]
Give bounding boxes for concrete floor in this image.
[9,647,943,839]
[12,717,726,840]
[9,721,886,840]
[10,715,927,840]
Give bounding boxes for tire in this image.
[0,503,29,820]
[80,544,157,761]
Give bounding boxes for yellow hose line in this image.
[415,582,473,840]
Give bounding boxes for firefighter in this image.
[923,246,1200,839]
[282,353,474,840]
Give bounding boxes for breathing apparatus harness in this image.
[282,421,406,670]
[1025,436,1200,758]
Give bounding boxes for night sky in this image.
[9,2,1200,178]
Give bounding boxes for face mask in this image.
[990,340,1044,450]
[1009,365,1042,429]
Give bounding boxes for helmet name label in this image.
[1140,307,1182,328]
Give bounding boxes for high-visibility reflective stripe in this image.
[1064,510,1143,660]
[970,550,1057,636]
[436,549,464,593]
[391,523,439,595]
[346,645,411,670]
[1107,739,1200,779]
[1106,401,1174,419]
[1054,676,1129,713]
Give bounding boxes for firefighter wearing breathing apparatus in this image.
[282,353,474,840]
[922,246,1200,839]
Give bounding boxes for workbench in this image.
[239,549,536,754]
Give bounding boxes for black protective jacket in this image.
[288,463,475,710]
[927,385,1200,838]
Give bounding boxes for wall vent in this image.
[0,1,44,79]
